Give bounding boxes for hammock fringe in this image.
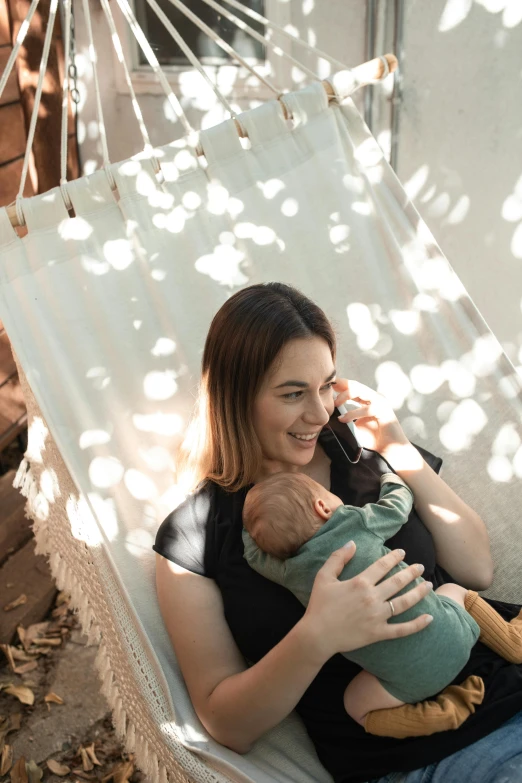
[11,458,202,783]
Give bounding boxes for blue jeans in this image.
[372,709,522,783]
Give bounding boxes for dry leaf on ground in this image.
[44,692,64,705]
[13,662,38,676]
[26,760,42,783]
[72,769,95,780]
[101,757,135,783]
[85,743,101,766]
[46,759,70,777]
[1,715,21,752]
[10,648,36,663]
[4,685,35,706]
[78,746,94,772]
[17,623,49,651]
[3,595,27,612]
[31,638,61,647]
[1,744,13,776]
[10,756,28,783]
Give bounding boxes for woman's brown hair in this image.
[177,282,336,492]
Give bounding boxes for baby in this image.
[242,471,522,739]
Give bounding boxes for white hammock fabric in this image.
[1,82,522,783]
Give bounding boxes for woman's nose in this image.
[303,395,331,426]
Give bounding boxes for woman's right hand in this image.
[301,543,433,664]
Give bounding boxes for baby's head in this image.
[243,472,343,559]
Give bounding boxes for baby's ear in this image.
[314,498,332,520]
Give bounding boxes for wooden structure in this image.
[0,0,79,456]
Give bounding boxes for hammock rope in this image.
[197,0,321,83]
[59,0,74,209]
[142,0,238,119]
[220,0,352,73]
[98,0,157,168]
[0,0,40,102]
[15,0,59,225]
[164,0,281,95]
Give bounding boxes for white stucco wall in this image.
[73,0,522,364]
[396,0,522,367]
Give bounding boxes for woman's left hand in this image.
[333,379,410,455]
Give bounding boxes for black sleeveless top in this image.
[154,418,522,783]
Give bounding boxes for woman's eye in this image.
[283,382,334,401]
[283,391,303,400]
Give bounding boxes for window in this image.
[134,0,266,67]
[111,0,290,100]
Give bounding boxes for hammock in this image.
[1,2,522,782]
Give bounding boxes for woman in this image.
[154,283,522,783]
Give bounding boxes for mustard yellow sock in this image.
[364,675,485,739]
[465,591,522,664]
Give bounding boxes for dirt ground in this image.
[1,593,146,783]
[1,435,146,783]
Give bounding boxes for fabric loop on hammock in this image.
[198,119,244,166]
[20,186,70,232]
[60,182,74,213]
[65,169,116,215]
[15,198,25,228]
[237,100,289,147]
[279,82,328,129]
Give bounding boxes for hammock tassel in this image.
[101,667,114,698]
[158,761,168,783]
[141,736,150,771]
[114,698,127,739]
[95,643,110,676]
[13,459,32,494]
[126,721,136,752]
[55,554,68,589]
[147,748,160,783]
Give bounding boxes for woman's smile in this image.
[288,431,321,447]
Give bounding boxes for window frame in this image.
[111,0,293,101]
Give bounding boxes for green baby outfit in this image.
[242,473,480,703]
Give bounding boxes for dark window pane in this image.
[135,0,266,66]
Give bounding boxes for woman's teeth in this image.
[290,433,317,441]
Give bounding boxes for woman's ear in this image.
[314,497,332,520]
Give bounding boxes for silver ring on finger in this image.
[388,599,395,618]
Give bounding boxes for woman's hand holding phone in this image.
[333,378,410,455]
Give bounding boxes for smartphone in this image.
[334,396,364,450]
